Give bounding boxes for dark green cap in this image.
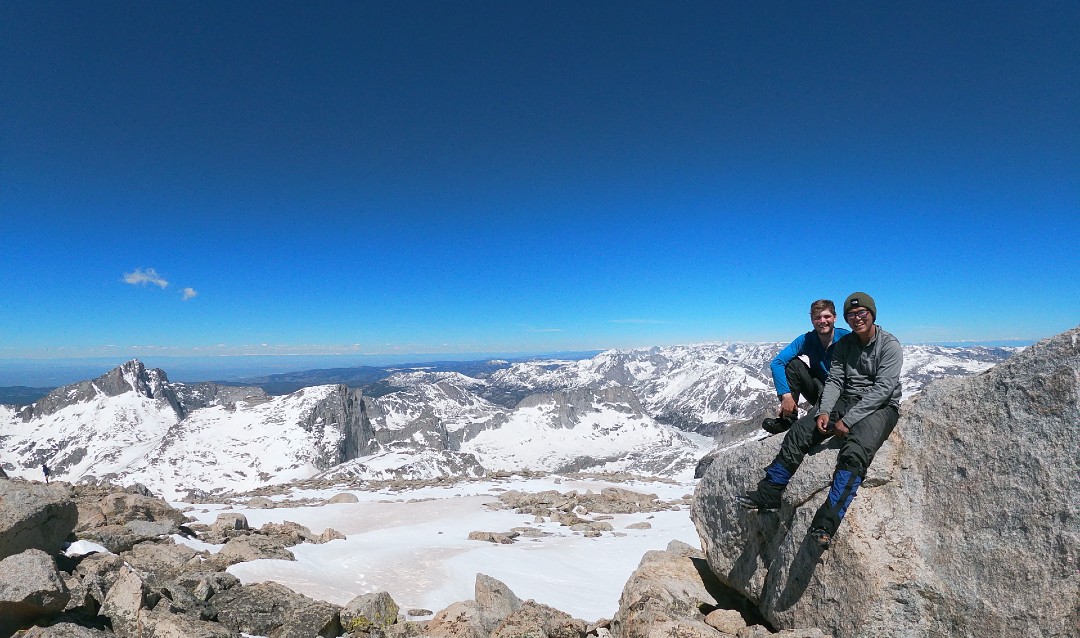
[843,292,876,320]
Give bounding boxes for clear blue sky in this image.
[2,1,1077,361]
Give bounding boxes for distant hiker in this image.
[738,292,902,549]
[761,299,850,434]
[42,463,50,483]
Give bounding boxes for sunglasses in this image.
[845,309,871,322]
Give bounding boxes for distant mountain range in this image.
[0,342,1017,499]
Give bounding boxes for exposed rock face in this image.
[0,482,78,560]
[489,600,587,638]
[340,591,399,634]
[0,550,71,630]
[610,540,777,638]
[475,574,522,633]
[212,581,342,637]
[14,623,112,637]
[309,385,378,467]
[692,326,1080,638]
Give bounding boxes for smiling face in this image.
[845,307,874,339]
[811,309,837,336]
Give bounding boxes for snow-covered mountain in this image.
[0,342,1016,498]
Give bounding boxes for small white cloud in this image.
[519,325,562,333]
[182,287,197,301]
[123,268,169,289]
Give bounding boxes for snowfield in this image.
[174,475,700,622]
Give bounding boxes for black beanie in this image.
[844,292,876,320]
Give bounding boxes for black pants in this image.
[772,395,899,535]
[784,358,824,409]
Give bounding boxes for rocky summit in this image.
[691,327,1079,638]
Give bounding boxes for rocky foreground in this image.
[0,477,827,638]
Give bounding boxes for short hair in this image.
[809,299,836,317]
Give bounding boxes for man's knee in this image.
[777,415,823,468]
[838,407,899,475]
[784,358,811,385]
[784,358,820,401]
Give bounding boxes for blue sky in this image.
[2,1,1077,364]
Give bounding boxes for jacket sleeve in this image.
[842,335,904,425]
[770,334,806,397]
[816,339,847,417]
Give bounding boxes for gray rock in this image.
[277,598,343,638]
[467,531,517,544]
[77,524,165,554]
[691,326,1080,638]
[610,547,751,638]
[212,581,342,637]
[210,513,249,535]
[123,483,156,497]
[490,600,588,638]
[318,528,346,543]
[100,564,154,638]
[258,520,318,545]
[13,622,112,637]
[326,492,359,504]
[474,574,522,632]
[72,552,125,608]
[423,600,487,638]
[246,496,275,509]
[137,608,241,637]
[385,619,429,638]
[124,519,179,538]
[120,541,204,583]
[0,550,71,630]
[97,492,186,527]
[174,571,240,602]
[0,481,79,560]
[214,534,296,566]
[340,590,399,634]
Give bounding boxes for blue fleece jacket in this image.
[770,327,850,397]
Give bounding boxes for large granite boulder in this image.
[0,482,78,560]
[0,549,71,634]
[691,326,1080,638]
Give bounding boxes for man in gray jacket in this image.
[737,291,902,549]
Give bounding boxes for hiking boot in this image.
[736,489,781,512]
[810,526,832,549]
[761,417,793,435]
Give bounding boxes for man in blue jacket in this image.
[761,299,849,434]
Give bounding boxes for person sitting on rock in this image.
[42,463,50,483]
[738,292,902,549]
[761,298,850,434]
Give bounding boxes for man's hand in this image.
[815,414,830,433]
[834,419,849,437]
[779,393,797,418]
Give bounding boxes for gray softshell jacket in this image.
[816,326,903,426]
